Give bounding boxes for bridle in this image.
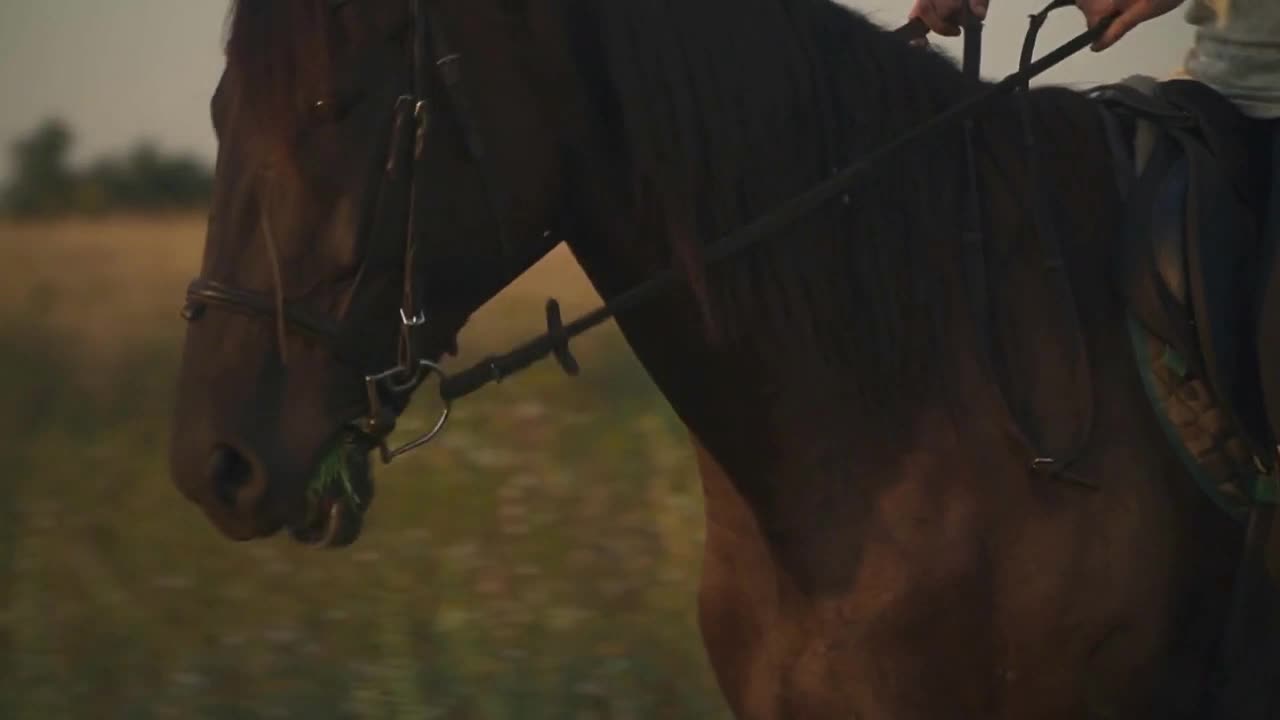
[181,0,1112,476]
[183,0,485,463]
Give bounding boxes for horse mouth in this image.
[287,430,375,549]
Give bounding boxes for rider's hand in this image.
[908,0,988,37]
[907,0,1185,50]
[1078,0,1187,51]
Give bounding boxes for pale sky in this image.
[0,1,1195,183]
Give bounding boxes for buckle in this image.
[400,308,427,327]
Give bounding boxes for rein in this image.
[421,1,1111,484]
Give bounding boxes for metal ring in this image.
[376,359,452,463]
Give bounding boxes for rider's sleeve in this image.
[1182,0,1280,119]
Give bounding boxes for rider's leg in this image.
[1253,120,1280,450]
[1230,117,1280,720]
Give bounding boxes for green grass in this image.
[0,295,730,718]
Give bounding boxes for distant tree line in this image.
[1,119,214,219]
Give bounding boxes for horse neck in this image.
[555,4,1120,496]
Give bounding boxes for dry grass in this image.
[0,214,729,719]
[0,215,207,356]
[0,213,608,367]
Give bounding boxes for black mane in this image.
[579,0,1020,406]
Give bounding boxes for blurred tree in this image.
[2,119,76,217]
[1,118,213,219]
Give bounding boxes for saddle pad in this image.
[1129,316,1269,522]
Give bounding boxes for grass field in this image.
[0,215,731,719]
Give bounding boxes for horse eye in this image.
[310,99,340,125]
[307,94,363,127]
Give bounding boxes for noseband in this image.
[182,0,480,462]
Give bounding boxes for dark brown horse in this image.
[169,0,1260,717]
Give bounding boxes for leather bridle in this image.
[183,0,482,462]
[181,0,1112,476]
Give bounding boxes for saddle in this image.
[1087,75,1277,519]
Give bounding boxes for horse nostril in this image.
[207,445,254,508]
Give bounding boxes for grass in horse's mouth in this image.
[293,431,373,547]
[307,434,365,520]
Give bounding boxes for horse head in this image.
[170,0,568,547]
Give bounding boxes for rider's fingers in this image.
[1092,0,1149,51]
[1077,0,1117,26]
[911,0,962,36]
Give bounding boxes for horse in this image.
[168,0,1278,717]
